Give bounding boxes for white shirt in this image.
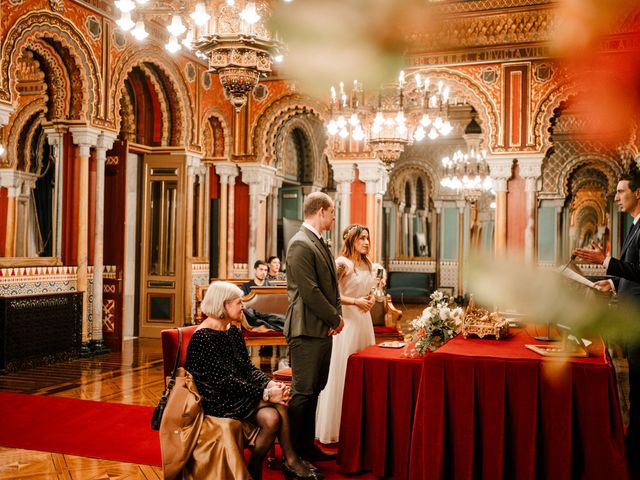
[302,221,323,240]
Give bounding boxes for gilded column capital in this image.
[329,161,356,185]
[213,161,239,183]
[0,102,14,126]
[95,131,118,159]
[357,159,388,196]
[487,156,513,193]
[69,126,101,157]
[240,163,277,199]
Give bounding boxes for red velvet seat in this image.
[160,325,198,384]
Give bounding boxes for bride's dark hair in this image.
[340,224,372,272]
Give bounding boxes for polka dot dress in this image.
[185,325,270,419]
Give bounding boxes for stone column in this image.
[456,200,466,296]
[91,131,117,352]
[268,177,283,258]
[43,126,67,258]
[383,200,394,266]
[519,155,543,265]
[329,161,356,238]
[545,199,565,265]
[0,171,36,256]
[357,160,388,262]
[213,162,238,278]
[240,164,277,269]
[69,126,100,351]
[227,172,238,276]
[433,200,443,288]
[185,154,203,323]
[0,103,15,255]
[396,202,404,257]
[0,102,12,126]
[487,157,512,257]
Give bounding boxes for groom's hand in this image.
[328,317,345,336]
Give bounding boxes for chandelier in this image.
[115,0,285,111]
[326,71,453,169]
[440,109,492,201]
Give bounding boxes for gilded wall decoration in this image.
[110,46,194,147]
[112,30,126,51]
[480,67,499,85]
[185,63,196,84]
[1,12,101,122]
[534,63,553,83]
[407,8,554,52]
[253,84,268,102]
[85,16,101,40]
[202,71,212,90]
[48,0,64,12]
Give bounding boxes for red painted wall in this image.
[61,133,79,265]
[507,163,526,253]
[234,180,249,263]
[0,187,7,256]
[210,166,219,199]
[350,170,366,226]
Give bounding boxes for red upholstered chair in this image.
[160,325,198,385]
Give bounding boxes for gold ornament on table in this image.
[462,296,509,340]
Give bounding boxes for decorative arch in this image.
[1,12,100,121]
[388,160,437,204]
[252,93,327,165]
[275,118,320,184]
[6,96,47,170]
[200,107,230,158]
[556,154,622,198]
[138,63,170,146]
[110,46,194,147]
[407,67,500,152]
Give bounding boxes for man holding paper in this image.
[574,172,640,476]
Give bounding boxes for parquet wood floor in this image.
[0,311,422,479]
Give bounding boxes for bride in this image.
[316,224,379,444]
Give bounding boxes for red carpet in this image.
[0,392,161,465]
[0,392,375,479]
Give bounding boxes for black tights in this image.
[248,404,309,480]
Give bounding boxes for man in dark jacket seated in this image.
[243,260,272,295]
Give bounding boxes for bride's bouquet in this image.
[411,291,464,355]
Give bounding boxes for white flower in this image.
[430,291,444,302]
[439,306,450,320]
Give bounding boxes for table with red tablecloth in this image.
[409,328,628,480]
[338,344,423,479]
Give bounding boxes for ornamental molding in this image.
[356,160,388,195]
[212,161,239,181]
[406,6,555,54]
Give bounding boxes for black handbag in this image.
[151,328,183,430]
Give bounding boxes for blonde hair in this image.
[200,281,244,319]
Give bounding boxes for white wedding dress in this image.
[316,257,376,444]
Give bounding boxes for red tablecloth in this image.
[409,328,629,480]
[338,344,423,479]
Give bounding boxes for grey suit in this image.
[285,226,341,457]
[607,221,640,473]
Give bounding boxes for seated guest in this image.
[267,256,287,282]
[243,260,272,295]
[185,281,320,480]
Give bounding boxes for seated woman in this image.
[185,281,320,480]
[266,256,287,282]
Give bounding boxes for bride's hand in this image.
[355,294,374,312]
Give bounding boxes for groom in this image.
[285,191,344,462]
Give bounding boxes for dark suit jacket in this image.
[284,226,342,338]
[607,222,640,299]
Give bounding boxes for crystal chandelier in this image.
[115,0,285,111]
[440,109,492,201]
[326,71,453,169]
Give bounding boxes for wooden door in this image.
[139,155,186,337]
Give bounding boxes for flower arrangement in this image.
[411,291,464,355]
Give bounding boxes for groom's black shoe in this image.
[304,446,337,462]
